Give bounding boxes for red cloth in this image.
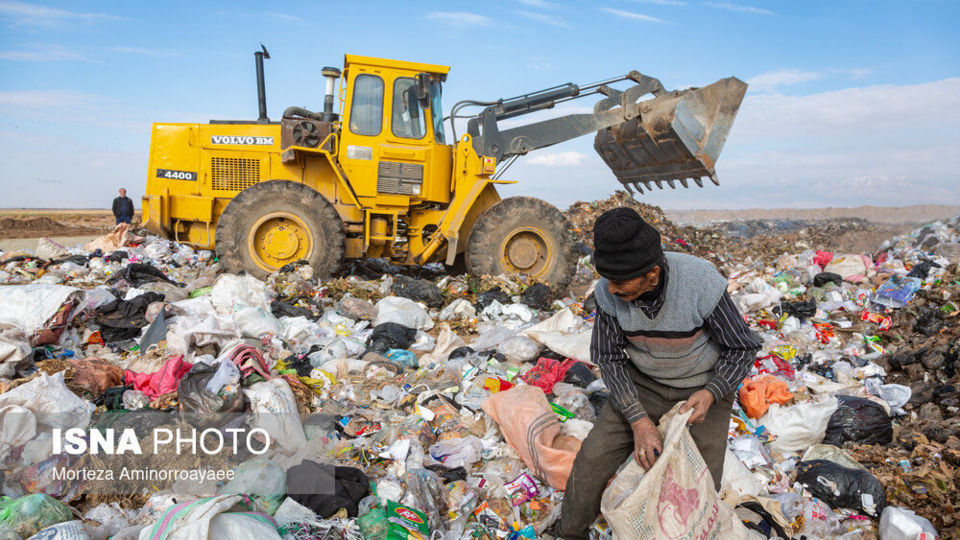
[521,357,576,394]
[813,250,834,269]
[124,354,192,398]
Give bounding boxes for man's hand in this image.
[630,417,663,471]
[679,389,715,424]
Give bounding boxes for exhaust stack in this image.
[255,45,270,124]
[321,67,341,122]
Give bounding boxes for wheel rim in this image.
[247,212,314,272]
[498,226,553,278]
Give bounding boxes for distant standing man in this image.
[556,207,762,539]
[112,188,134,225]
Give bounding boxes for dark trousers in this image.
[558,364,733,540]
[116,215,132,225]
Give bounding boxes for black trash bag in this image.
[735,501,791,539]
[92,408,177,438]
[563,362,598,388]
[366,322,417,354]
[93,385,132,410]
[108,263,178,287]
[286,460,370,518]
[589,391,609,416]
[94,292,166,342]
[796,460,886,517]
[824,395,893,446]
[47,254,90,266]
[521,283,551,310]
[106,250,128,262]
[583,292,597,315]
[271,299,314,319]
[813,272,843,287]
[448,346,476,361]
[391,275,444,308]
[475,287,511,310]
[278,259,310,273]
[426,465,468,484]
[778,299,817,320]
[914,306,944,336]
[177,364,247,429]
[906,260,940,280]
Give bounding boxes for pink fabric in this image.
[125,354,193,398]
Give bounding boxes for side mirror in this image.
[415,73,430,101]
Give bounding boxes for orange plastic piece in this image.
[738,375,794,419]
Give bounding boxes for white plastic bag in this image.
[204,359,241,395]
[232,307,282,338]
[242,379,307,454]
[84,503,133,540]
[27,520,91,540]
[759,397,838,453]
[373,296,434,330]
[601,405,749,540]
[522,308,592,364]
[417,324,465,366]
[0,284,80,335]
[497,335,541,362]
[438,298,476,321]
[879,505,938,540]
[137,494,281,540]
[0,371,93,430]
[210,274,272,315]
[720,448,763,497]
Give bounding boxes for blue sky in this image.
[0,0,957,210]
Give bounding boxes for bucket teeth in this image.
[666,179,676,189]
[679,179,689,188]
[631,182,644,194]
[694,178,704,187]
[654,180,663,190]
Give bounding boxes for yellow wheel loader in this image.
[142,47,746,288]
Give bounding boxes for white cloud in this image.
[526,151,589,166]
[0,43,93,62]
[747,69,824,90]
[425,11,492,26]
[264,11,306,24]
[516,10,568,27]
[0,1,121,26]
[517,0,557,8]
[627,0,686,5]
[600,8,666,23]
[704,2,774,15]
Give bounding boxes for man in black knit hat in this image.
[554,207,761,539]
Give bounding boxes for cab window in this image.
[391,77,426,139]
[349,74,384,136]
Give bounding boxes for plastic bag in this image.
[218,461,286,515]
[83,503,132,540]
[0,494,73,538]
[243,379,307,453]
[796,460,886,517]
[373,297,433,330]
[600,406,749,540]
[210,274,272,315]
[385,349,418,369]
[233,307,281,338]
[137,494,281,539]
[438,299,476,321]
[366,322,417,354]
[26,520,91,539]
[738,375,793,419]
[429,436,483,469]
[865,379,911,415]
[178,363,245,428]
[391,275,443,307]
[879,506,938,540]
[759,396,838,453]
[204,359,241,395]
[482,386,581,490]
[0,371,93,430]
[874,275,923,308]
[823,395,893,447]
[496,335,541,363]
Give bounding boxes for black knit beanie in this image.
[593,207,663,281]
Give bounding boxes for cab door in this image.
[377,75,432,201]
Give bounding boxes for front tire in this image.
[465,196,577,290]
[215,181,345,279]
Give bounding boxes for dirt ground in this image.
[0,209,140,240]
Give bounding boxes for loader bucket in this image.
[594,77,747,193]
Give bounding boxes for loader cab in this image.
[337,55,452,208]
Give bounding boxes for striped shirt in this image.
[592,261,761,424]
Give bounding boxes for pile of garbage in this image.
[0,207,957,539]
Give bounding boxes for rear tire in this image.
[215,181,345,279]
[465,196,577,290]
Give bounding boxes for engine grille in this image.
[377,161,423,196]
[211,157,261,191]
